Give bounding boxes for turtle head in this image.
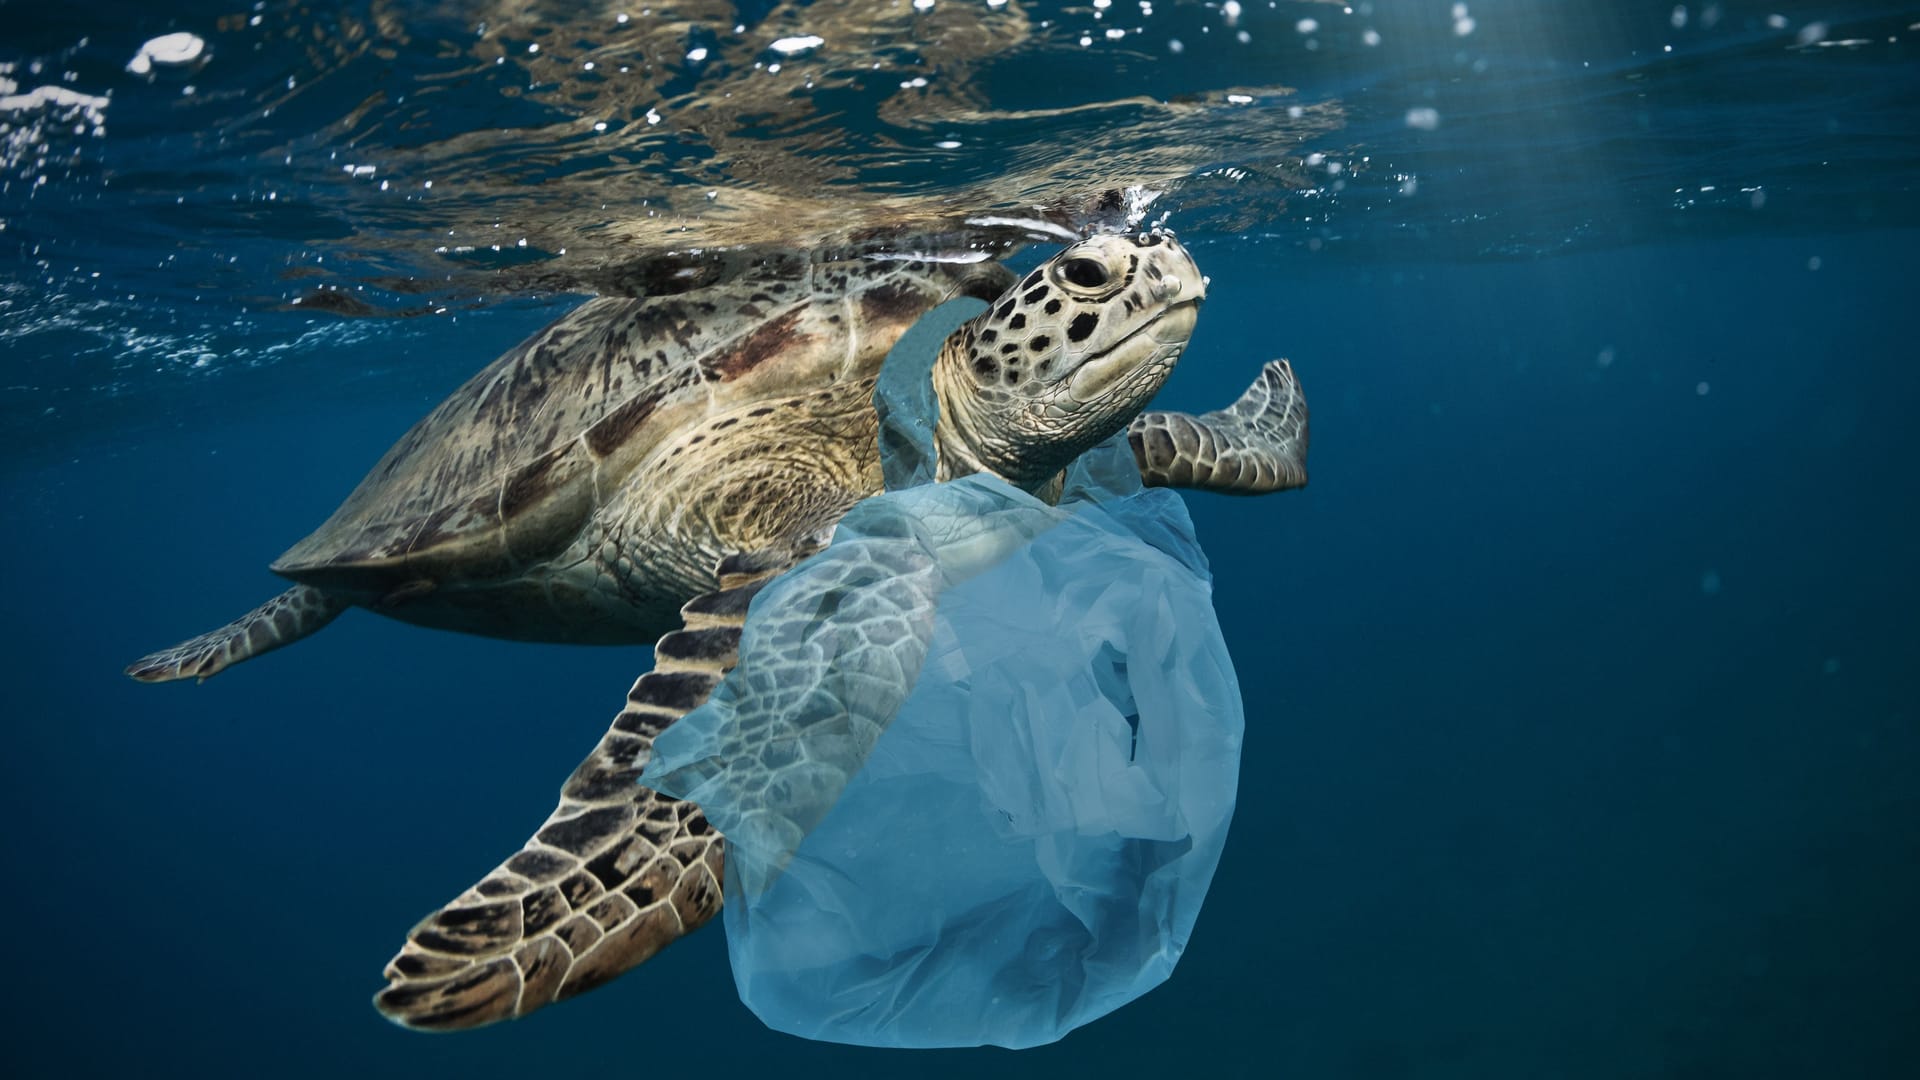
[931,232,1205,489]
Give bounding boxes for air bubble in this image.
[126,32,205,75]
[770,35,825,55]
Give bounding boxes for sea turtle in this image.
[129,229,1309,1029]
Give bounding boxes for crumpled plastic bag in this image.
[641,301,1244,1049]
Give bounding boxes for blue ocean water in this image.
[4,1,1917,1077]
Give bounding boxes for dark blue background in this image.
[5,228,1914,1076]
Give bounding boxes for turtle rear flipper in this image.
[372,550,798,1031]
[1129,358,1309,494]
[126,584,348,683]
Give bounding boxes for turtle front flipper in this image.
[1129,359,1310,494]
[373,549,799,1031]
[125,584,349,683]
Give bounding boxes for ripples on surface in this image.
[1,0,1915,447]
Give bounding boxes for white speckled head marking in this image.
[931,232,1205,487]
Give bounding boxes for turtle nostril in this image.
[1061,257,1109,289]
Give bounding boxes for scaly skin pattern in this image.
[374,552,795,1030]
[1129,358,1310,494]
[933,231,1205,487]
[133,232,1313,1032]
[124,584,347,683]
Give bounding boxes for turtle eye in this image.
[1060,257,1110,289]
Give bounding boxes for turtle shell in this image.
[272,254,1015,596]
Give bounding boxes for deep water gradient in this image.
[4,228,1915,1077]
